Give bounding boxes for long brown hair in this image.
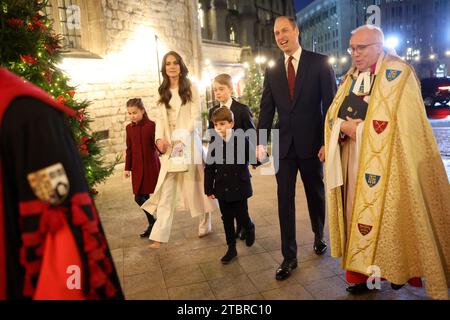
[158,51,193,109]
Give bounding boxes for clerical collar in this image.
[350,52,386,96]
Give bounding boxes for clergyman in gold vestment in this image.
[324,25,450,299]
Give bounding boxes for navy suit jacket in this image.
[208,99,255,133]
[204,133,253,202]
[258,49,337,159]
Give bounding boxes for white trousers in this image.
[149,173,212,243]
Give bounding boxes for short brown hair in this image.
[214,73,233,90]
[275,16,298,30]
[211,106,234,123]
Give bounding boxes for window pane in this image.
[57,0,82,49]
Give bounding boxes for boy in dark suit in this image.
[209,74,256,240]
[204,107,256,264]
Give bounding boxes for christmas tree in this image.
[0,0,115,192]
[240,62,278,128]
[240,62,263,125]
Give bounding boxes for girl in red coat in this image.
[124,98,161,237]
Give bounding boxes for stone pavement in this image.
[95,164,433,300]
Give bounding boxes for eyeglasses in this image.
[347,42,381,55]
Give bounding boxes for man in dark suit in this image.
[256,16,337,280]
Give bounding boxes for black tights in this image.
[134,194,155,225]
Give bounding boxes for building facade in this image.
[45,0,298,163]
[198,0,295,108]
[199,0,296,61]
[47,0,202,163]
[297,0,450,78]
[297,0,354,76]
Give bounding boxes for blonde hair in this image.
[214,74,233,90]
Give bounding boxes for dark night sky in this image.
[294,0,315,12]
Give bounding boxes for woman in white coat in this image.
[142,51,218,248]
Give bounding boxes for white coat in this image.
[141,85,218,217]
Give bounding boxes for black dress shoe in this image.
[245,221,255,247]
[346,283,371,294]
[221,246,237,264]
[391,283,405,290]
[239,227,247,240]
[139,224,153,238]
[313,239,328,255]
[275,258,298,280]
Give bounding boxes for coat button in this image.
[224,173,227,177]
[225,188,228,191]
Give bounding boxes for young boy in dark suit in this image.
[204,107,256,263]
[209,74,256,240]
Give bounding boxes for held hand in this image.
[340,117,363,140]
[208,194,216,200]
[124,171,131,179]
[256,145,267,162]
[318,146,325,162]
[156,139,169,154]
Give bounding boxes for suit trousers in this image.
[218,199,250,246]
[275,143,325,260]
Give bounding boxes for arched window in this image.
[229,26,236,43]
[198,3,205,29]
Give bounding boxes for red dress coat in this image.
[125,116,160,195]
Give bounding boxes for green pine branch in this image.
[0,0,117,193]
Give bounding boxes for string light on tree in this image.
[0,0,116,191]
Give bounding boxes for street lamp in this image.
[328,57,336,64]
[385,36,400,49]
[429,54,436,60]
[268,60,275,68]
[340,57,347,64]
[446,50,450,57]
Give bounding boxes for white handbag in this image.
[167,141,188,173]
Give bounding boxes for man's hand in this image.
[208,194,216,200]
[340,117,363,140]
[318,146,325,162]
[156,139,170,154]
[256,145,267,162]
[124,171,131,179]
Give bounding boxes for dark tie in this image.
[287,56,295,100]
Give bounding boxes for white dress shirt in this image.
[220,97,233,108]
[284,46,302,75]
